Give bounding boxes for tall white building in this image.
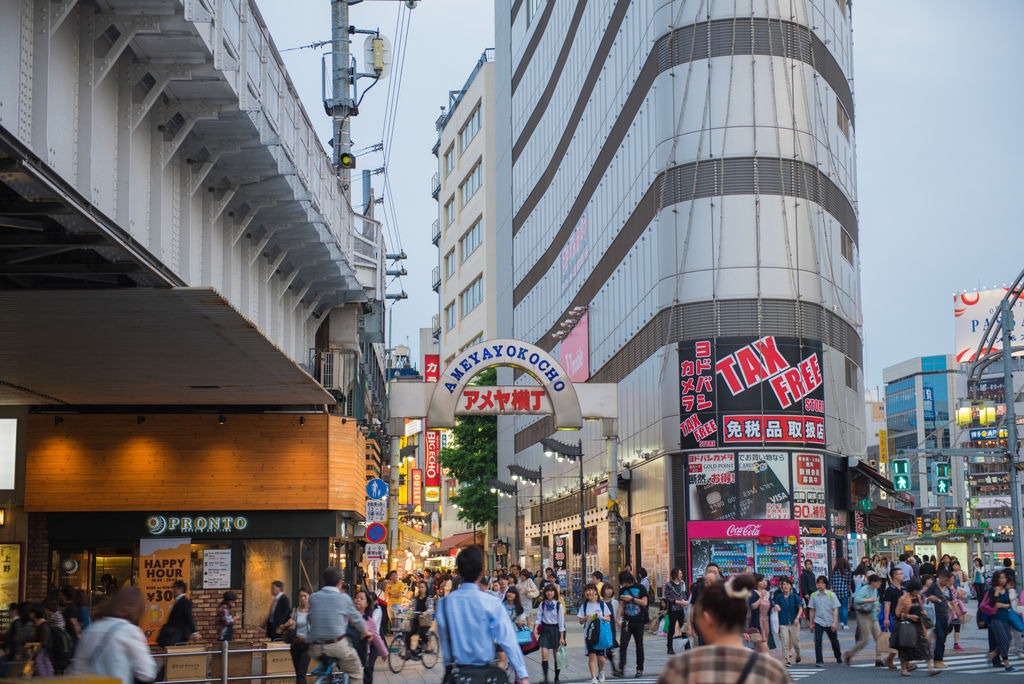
[496,1,864,583]
[432,50,499,545]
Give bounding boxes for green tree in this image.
[438,368,497,527]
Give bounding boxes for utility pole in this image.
[1002,298,1023,569]
[329,0,352,196]
[604,418,621,582]
[578,439,586,594]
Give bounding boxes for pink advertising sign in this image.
[687,519,799,539]
[559,311,590,382]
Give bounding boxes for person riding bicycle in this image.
[308,566,372,684]
[402,581,434,657]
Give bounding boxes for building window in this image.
[444,197,455,226]
[443,144,455,177]
[444,250,456,279]
[845,357,858,390]
[459,104,481,153]
[459,277,483,318]
[836,99,850,139]
[840,230,854,264]
[836,0,846,17]
[459,162,482,208]
[459,333,484,352]
[459,218,483,262]
[444,302,456,331]
[526,0,543,25]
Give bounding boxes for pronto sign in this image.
[427,338,582,429]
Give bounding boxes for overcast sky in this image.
[257,0,1024,393]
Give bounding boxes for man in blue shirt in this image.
[772,577,803,667]
[436,546,529,683]
[308,567,370,683]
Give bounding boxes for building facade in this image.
[496,0,864,587]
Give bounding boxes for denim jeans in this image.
[933,616,949,662]
[837,602,849,627]
[814,624,842,664]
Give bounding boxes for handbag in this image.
[555,644,567,670]
[520,628,539,655]
[516,627,534,645]
[979,591,998,617]
[595,603,614,650]
[440,598,505,684]
[1009,610,1024,633]
[922,602,935,629]
[894,620,918,649]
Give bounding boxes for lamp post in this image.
[541,437,585,596]
[488,479,517,567]
[508,463,543,570]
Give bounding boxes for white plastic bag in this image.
[770,609,780,636]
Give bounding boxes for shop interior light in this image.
[218,414,226,425]
[0,509,6,527]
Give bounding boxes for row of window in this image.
[443,276,484,331]
[443,102,481,182]
[443,160,483,226]
[443,217,483,279]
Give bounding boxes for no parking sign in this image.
[366,522,387,544]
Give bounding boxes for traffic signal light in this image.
[933,461,952,496]
[339,151,356,169]
[934,462,950,478]
[892,459,910,491]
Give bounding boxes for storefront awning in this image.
[399,523,438,546]
[867,505,915,536]
[853,461,915,506]
[438,531,484,552]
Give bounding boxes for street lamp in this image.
[541,437,586,594]
[508,464,543,568]
[488,479,518,567]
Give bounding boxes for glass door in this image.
[51,550,92,600]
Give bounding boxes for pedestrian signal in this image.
[894,473,910,491]
[934,462,950,478]
[934,477,952,496]
[892,459,909,475]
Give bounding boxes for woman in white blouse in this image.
[70,587,157,684]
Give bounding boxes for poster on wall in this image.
[679,337,826,450]
[792,452,826,520]
[737,452,791,520]
[139,537,191,644]
[801,537,828,579]
[202,549,231,589]
[0,544,20,608]
[687,452,740,521]
[559,311,590,382]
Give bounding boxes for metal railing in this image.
[431,171,440,198]
[150,641,299,684]
[431,217,441,244]
[432,313,441,339]
[431,266,441,291]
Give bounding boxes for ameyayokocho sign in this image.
[678,336,826,450]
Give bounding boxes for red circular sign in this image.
[366,522,387,544]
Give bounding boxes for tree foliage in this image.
[438,368,497,527]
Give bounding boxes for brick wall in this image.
[191,588,267,643]
[26,513,47,601]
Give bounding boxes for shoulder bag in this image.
[440,597,506,684]
[979,591,999,617]
[894,620,918,649]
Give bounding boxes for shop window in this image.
[298,538,320,593]
[188,543,231,591]
[243,540,293,629]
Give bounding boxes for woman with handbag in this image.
[745,574,770,655]
[893,578,939,677]
[496,586,528,673]
[535,583,566,683]
[984,570,1016,671]
[280,586,311,684]
[578,583,613,684]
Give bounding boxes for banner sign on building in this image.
[411,469,423,507]
[678,337,826,450]
[792,452,826,520]
[954,288,1024,362]
[424,430,441,503]
[458,387,551,414]
[737,452,791,520]
[424,354,440,383]
[688,452,792,521]
[553,536,567,570]
[139,538,191,644]
[559,311,590,382]
[0,544,19,610]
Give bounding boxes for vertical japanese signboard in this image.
[0,544,20,608]
[679,337,826,450]
[424,430,441,503]
[792,453,826,521]
[554,536,567,570]
[411,469,423,507]
[424,354,440,383]
[139,538,191,644]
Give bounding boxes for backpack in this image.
[623,588,643,619]
[49,625,73,671]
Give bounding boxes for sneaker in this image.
[875,660,886,667]
[953,644,964,651]
[786,660,792,668]
[1006,667,1018,673]
[634,671,643,678]
[816,662,824,668]
[599,672,606,683]
[934,662,947,668]
[796,657,802,664]
[591,679,598,684]
[612,671,624,679]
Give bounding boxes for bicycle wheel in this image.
[420,632,439,669]
[387,634,407,673]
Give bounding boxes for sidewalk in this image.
[372,615,995,683]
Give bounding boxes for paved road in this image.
[371,616,1010,683]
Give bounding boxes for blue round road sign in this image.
[366,522,387,544]
[366,478,389,500]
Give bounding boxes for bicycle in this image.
[387,610,439,673]
[309,655,348,684]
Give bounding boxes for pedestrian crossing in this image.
[582,670,822,683]
[851,652,1024,674]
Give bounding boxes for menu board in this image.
[202,549,231,589]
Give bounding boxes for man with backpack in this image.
[807,576,842,667]
[615,571,648,678]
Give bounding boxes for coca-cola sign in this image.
[687,519,799,540]
[725,524,762,537]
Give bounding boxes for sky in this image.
[256,0,1024,393]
